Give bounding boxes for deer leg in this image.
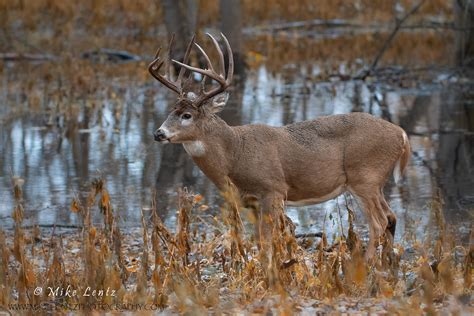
[256,194,284,248]
[350,187,388,261]
[255,193,285,283]
[380,192,397,240]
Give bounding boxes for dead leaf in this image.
[70,198,80,213]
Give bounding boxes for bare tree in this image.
[454,0,474,66]
[160,0,199,60]
[220,0,246,76]
[154,0,200,217]
[154,0,245,216]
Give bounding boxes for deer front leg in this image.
[254,193,285,249]
[253,193,285,286]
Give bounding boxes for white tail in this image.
[149,34,411,259]
[393,131,410,184]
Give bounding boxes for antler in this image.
[172,33,234,107]
[148,34,195,95]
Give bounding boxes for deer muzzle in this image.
[153,128,168,142]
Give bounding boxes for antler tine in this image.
[153,47,162,59]
[194,43,214,73]
[171,33,234,106]
[177,35,196,85]
[207,33,225,77]
[220,33,234,84]
[165,34,175,80]
[147,35,182,95]
[200,75,206,92]
[172,60,226,85]
[148,59,180,94]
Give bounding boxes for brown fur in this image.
[156,105,410,259]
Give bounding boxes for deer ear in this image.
[208,92,229,113]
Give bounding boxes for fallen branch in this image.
[1,49,141,63]
[81,49,141,61]
[0,52,56,61]
[11,224,82,230]
[295,232,323,238]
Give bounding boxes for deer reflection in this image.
[437,90,474,222]
[399,91,474,229]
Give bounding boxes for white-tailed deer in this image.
[149,34,411,259]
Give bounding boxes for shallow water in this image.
[0,58,472,243]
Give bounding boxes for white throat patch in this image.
[183,141,206,157]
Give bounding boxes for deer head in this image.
[149,33,234,143]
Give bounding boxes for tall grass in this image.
[0,177,471,313]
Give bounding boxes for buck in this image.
[149,33,411,259]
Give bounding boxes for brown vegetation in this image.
[0,0,455,68]
[0,178,471,314]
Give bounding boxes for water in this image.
[0,58,472,243]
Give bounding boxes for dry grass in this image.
[0,178,472,314]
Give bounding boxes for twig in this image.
[195,215,225,234]
[295,232,323,238]
[359,0,426,79]
[336,197,345,239]
[18,224,82,229]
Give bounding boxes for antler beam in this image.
[148,33,234,107]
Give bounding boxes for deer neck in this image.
[182,116,239,186]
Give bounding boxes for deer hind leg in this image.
[349,185,389,260]
[379,190,397,240]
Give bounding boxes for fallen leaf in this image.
[70,198,80,213]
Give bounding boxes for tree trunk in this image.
[454,0,474,66]
[156,0,199,217]
[160,0,199,60]
[219,0,246,77]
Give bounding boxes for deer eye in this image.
[181,113,192,120]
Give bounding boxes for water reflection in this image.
[0,63,472,243]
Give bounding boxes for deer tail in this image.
[393,130,411,184]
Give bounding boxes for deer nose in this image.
[153,129,167,142]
